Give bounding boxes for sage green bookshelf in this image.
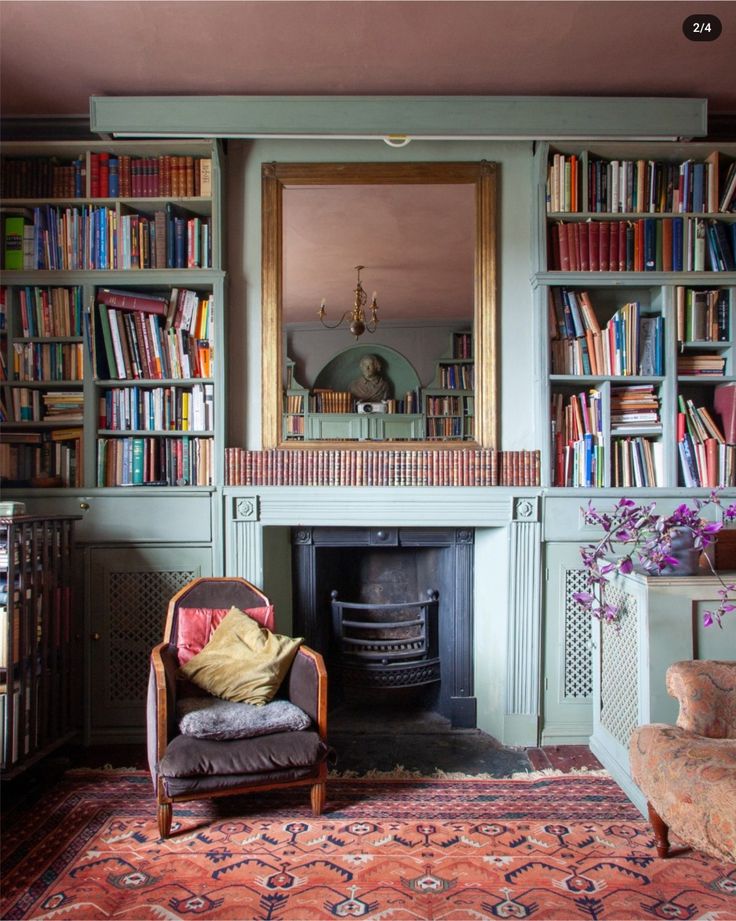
[534,141,736,489]
[0,140,225,490]
[422,331,475,441]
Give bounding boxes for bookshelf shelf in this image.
[1,140,225,491]
[536,141,736,490]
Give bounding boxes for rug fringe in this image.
[327,765,609,780]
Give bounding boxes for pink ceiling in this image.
[1,2,735,117]
[283,184,475,322]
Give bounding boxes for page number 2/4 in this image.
[683,14,722,41]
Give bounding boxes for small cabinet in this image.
[542,542,593,745]
[86,544,211,741]
[590,569,736,813]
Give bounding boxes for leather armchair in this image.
[147,577,329,838]
[629,659,736,862]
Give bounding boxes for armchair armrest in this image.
[147,642,180,786]
[286,645,328,739]
[667,660,736,739]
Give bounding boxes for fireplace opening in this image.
[291,527,476,727]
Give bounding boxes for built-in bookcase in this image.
[0,140,225,489]
[535,141,736,489]
[423,331,475,441]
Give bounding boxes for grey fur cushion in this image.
[177,697,311,740]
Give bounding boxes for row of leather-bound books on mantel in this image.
[224,447,540,488]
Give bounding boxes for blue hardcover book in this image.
[672,217,684,271]
[692,162,705,212]
[644,218,656,270]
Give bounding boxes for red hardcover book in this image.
[714,383,736,443]
[558,222,570,271]
[570,222,580,271]
[548,222,560,270]
[662,218,673,271]
[579,221,590,270]
[97,288,168,316]
[609,219,619,271]
[588,221,600,271]
[618,220,627,270]
[98,152,110,198]
[634,219,645,271]
[598,221,610,271]
[89,153,100,198]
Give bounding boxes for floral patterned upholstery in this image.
[629,660,736,863]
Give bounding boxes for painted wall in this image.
[225,139,535,451]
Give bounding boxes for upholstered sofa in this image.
[629,659,736,862]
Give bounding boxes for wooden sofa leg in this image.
[648,802,670,858]
[158,802,173,839]
[311,782,326,816]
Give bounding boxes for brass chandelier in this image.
[318,265,379,340]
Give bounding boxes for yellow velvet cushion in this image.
[178,607,303,705]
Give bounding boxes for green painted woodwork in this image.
[89,96,707,140]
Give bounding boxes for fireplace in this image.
[292,526,475,727]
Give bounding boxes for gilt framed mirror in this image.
[261,161,497,449]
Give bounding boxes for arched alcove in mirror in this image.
[262,162,497,448]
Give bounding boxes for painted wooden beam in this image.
[90,95,707,140]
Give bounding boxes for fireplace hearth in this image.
[292,526,475,727]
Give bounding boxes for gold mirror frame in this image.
[261,161,497,449]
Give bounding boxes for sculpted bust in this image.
[349,354,391,402]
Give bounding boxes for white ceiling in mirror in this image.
[282,184,475,323]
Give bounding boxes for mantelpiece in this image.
[223,486,543,746]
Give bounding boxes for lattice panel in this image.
[107,569,196,703]
[563,567,593,699]
[600,583,639,745]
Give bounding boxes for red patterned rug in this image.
[2,769,734,920]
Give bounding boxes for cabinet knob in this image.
[91,632,102,641]
[80,502,90,510]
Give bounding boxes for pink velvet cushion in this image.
[176,605,275,664]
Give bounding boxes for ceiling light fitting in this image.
[318,265,378,340]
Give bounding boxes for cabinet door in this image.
[306,414,365,440]
[87,545,212,740]
[369,414,425,440]
[542,542,593,744]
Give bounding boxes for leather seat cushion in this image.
[159,730,327,779]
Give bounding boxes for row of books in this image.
[14,285,84,338]
[611,437,662,488]
[8,389,83,423]
[549,217,736,272]
[12,341,84,382]
[96,304,213,381]
[0,154,212,199]
[553,432,605,488]
[0,429,83,488]
[610,383,661,429]
[546,151,735,214]
[426,417,473,439]
[310,390,352,413]
[452,332,473,359]
[98,287,213,337]
[676,286,730,343]
[550,290,664,377]
[99,383,214,433]
[438,363,474,390]
[676,353,726,376]
[13,204,213,271]
[89,153,211,199]
[97,435,213,487]
[224,448,541,487]
[425,395,470,416]
[678,394,735,487]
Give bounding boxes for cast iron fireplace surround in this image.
[291,526,475,727]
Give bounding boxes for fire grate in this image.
[330,589,440,689]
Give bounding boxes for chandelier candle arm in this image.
[318,265,379,339]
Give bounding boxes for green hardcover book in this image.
[131,437,144,484]
[96,303,118,379]
[3,215,25,270]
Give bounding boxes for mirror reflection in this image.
[261,162,496,449]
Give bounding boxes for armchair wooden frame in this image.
[149,577,328,839]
